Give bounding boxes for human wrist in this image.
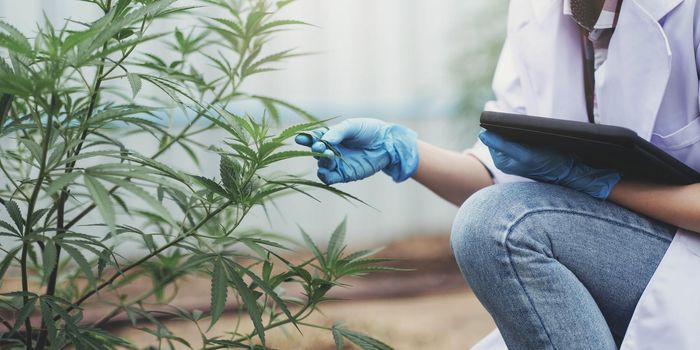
[380,124,419,182]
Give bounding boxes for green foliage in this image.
[332,322,393,350]
[0,0,395,349]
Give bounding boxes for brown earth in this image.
[117,289,495,349]
[114,235,496,349]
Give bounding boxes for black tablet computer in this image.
[480,111,700,185]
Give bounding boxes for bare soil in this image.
[118,289,495,349]
[115,235,497,349]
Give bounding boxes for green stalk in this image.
[58,200,239,319]
[19,243,31,348]
[63,79,233,231]
[0,94,12,131]
[92,203,252,327]
[21,96,57,349]
[204,305,316,350]
[36,1,116,345]
[62,28,254,232]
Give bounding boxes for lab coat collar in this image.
[529,0,684,24]
[633,0,684,21]
[597,0,674,140]
[530,0,560,24]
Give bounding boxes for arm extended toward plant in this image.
[412,141,494,206]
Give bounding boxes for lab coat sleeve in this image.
[464,33,530,184]
[697,37,700,111]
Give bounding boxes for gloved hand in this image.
[295,118,419,185]
[479,130,622,200]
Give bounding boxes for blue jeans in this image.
[450,183,676,350]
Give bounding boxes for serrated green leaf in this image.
[126,72,142,98]
[0,94,12,126]
[300,228,324,266]
[225,261,266,344]
[209,18,244,37]
[0,20,32,57]
[9,295,36,335]
[338,327,393,350]
[271,119,326,144]
[19,138,43,162]
[29,208,51,227]
[189,175,230,198]
[220,156,241,194]
[332,322,345,350]
[97,248,111,279]
[235,262,298,333]
[209,258,227,328]
[84,176,115,230]
[327,218,347,264]
[40,298,57,343]
[47,140,67,167]
[45,172,82,196]
[262,260,272,281]
[42,241,57,284]
[0,220,19,236]
[96,176,176,226]
[0,246,19,282]
[60,243,96,289]
[3,199,24,233]
[261,150,319,166]
[252,95,317,121]
[270,178,367,206]
[256,19,311,35]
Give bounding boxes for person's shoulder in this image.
[505,0,535,32]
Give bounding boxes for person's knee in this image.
[450,183,556,282]
[450,185,512,275]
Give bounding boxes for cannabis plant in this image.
[0,0,394,348]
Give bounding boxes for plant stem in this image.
[62,29,249,232]
[34,190,64,350]
[20,96,57,349]
[20,242,32,349]
[93,287,156,328]
[204,305,315,350]
[58,200,239,319]
[0,315,16,332]
[0,94,12,130]
[63,80,232,232]
[91,203,251,327]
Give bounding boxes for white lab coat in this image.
[467,0,700,348]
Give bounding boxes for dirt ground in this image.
[118,289,495,349]
[115,235,497,349]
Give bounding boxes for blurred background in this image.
[1,0,509,348]
[1,0,508,246]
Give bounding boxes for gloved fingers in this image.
[479,130,531,161]
[295,127,328,147]
[317,167,344,185]
[317,149,338,170]
[311,141,328,153]
[321,120,356,145]
[294,133,313,146]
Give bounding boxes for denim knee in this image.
[450,185,512,283]
[450,183,558,286]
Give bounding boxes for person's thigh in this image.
[451,182,676,347]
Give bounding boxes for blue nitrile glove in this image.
[479,130,622,200]
[294,118,419,185]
